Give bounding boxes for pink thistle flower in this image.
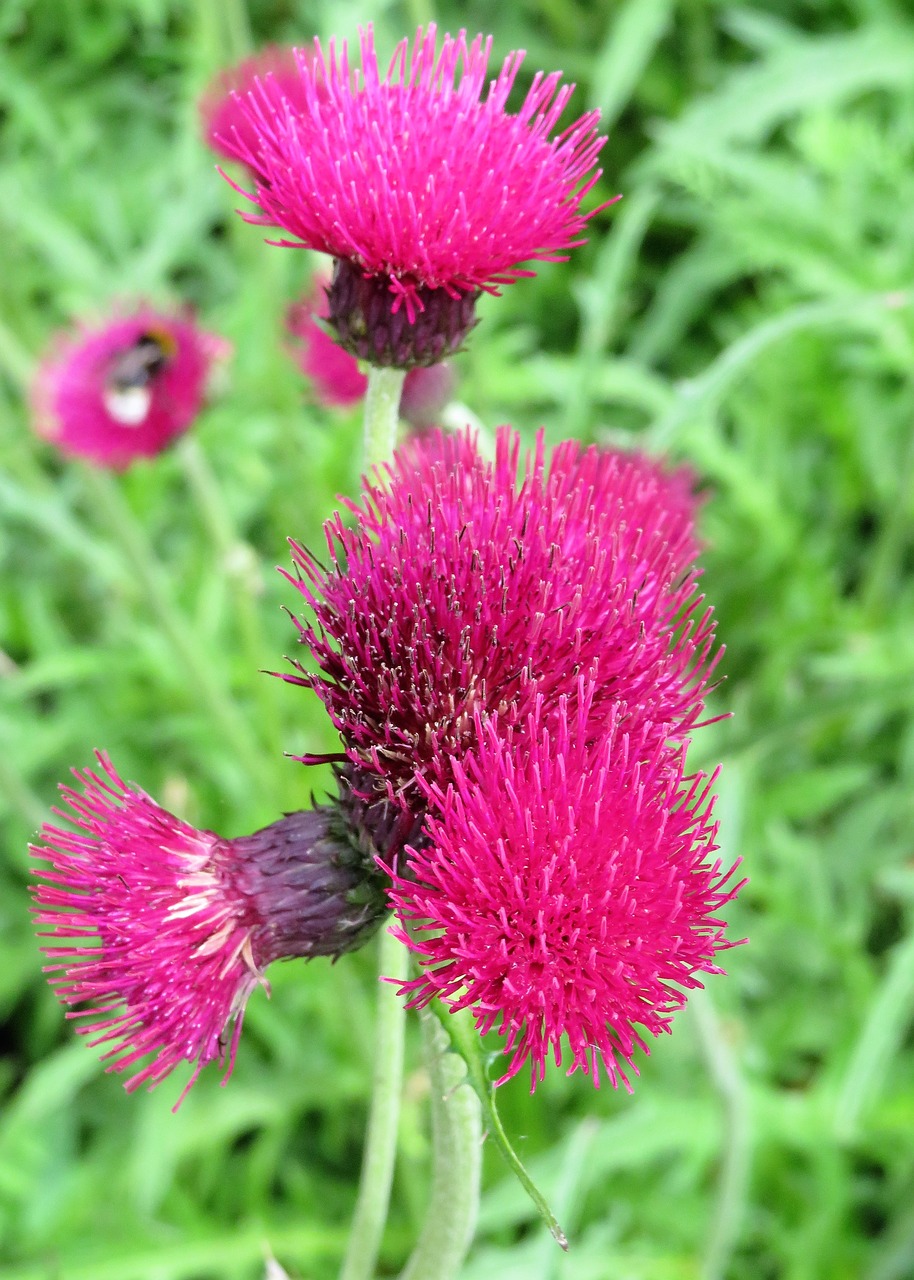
[389,695,743,1089]
[218,25,610,365]
[286,279,456,419]
[31,305,229,470]
[286,292,369,409]
[283,426,716,811]
[31,754,388,1101]
[200,45,320,174]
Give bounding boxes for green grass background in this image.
[3,0,914,1276]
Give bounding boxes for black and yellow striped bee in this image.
[103,329,178,425]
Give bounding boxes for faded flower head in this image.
[284,425,716,814]
[218,25,609,365]
[31,305,228,470]
[390,694,743,1089]
[31,754,388,1100]
[286,278,455,420]
[200,44,315,170]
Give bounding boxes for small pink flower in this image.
[284,427,715,809]
[286,291,369,408]
[200,44,316,172]
[390,695,743,1089]
[286,280,456,419]
[31,305,228,470]
[218,25,610,364]
[31,754,388,1101]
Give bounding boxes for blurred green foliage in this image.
[2,0,914,1277]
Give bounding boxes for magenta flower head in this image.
[287,277,456,421]
[199,44,316,171]
[218,25,609,367]
[389,694,743,1089]
[30,754,388,1101]
[284,426,716,816]
[31,305,229,470]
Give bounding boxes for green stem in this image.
[406,0,435,30]
[339,925,410,1280]
[860,423,914,619]
[0,746,48,831]
[337,363,410,1280]
[222,0,252,61]
[835,921,914,1139]
[363,367,406,471]
[80,467,276,802]
[690,990,751,1280]
[176,438,285,764]
[399,1006,483,1280]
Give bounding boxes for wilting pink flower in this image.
[390,695,743,1089]
[287,280,455,419]
[218,25,609,364]
[284,426,715,809]
[200,44,315,171]
[286,292,369,409]
[31,754,388,1100]
[31,306,228,470]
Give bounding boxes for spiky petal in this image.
[390,694,743,1089]
[218,25,609,326]
[283,426,715,810]
[30,754,389,1101]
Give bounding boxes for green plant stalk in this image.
[338,365,410,1280]
[860,423,914,619]
[80,467,276,802]
[194,0,250,70]
[690,990,751,1280]
[363,367,407,470]
[432,1001,566,1248]
[338,925,410,1280]
[835,921,914,1138]
[176,438,284,765]
[399,1005,483,1280]
[222,0,252,61]
[0,747,48,831]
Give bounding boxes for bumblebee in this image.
[103,328,177,425]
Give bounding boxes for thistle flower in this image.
[286,279,455,420]
[284,426,716,812]
[200,44,316,172]
[30,754,388,1100]
[286,291,369,409]
[31,305,228,470]
[390,695,743,1090]
[218,25,609,366]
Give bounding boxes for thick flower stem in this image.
[338,924,410,1280]
[338,363,409,1280]
[398,1005,483,1280]
[363,367,406,470]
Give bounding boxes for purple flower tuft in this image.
[286,278,455,420]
